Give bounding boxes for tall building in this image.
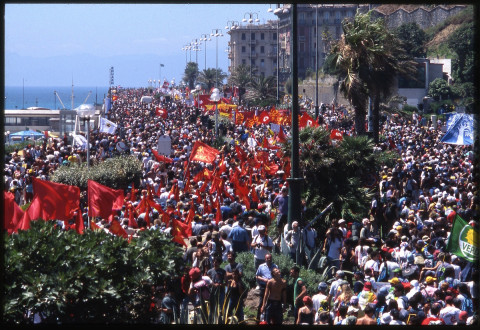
[226,4,369,87]
[227,20,278,79]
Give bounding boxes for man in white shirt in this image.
[312,282,328,321]
[251,225,273,270]
[378,252,400,281]
[439,296,460,325]
[363,250,380,278]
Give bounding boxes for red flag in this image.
[189,141,220,164]
[299,112,319,129]
[75,210,84,234]
[276,126,287,143]
[90,221,102,231]
[88,180,125,220]
[235,145,248,162]
[171,219,188,246]
[130,182,137,202]
[16,209,31,232]
[156,107,168,119]
[258,111,271,125]
[152,149,174,163]
[330,129,343,140]
[31,177,80,221]
[144,203,151,228]
[4,191,25,234]
[214,197,222,224]
[126,205,138,228]
[108,219,128,238]
[251,186,260,203]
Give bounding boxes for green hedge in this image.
[50,155,143,190]
[4,221,184,324]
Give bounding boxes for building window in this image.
[260,46,265,53]
[242,59,246,65]
[261,33,265,40]
[299,36,305,41]
[273,32,277,40]
[242,46,246,53]
[324,11,329,19]
[260,59,265,67]
[251,59,256,66]
[299,42,305,52]
[5,117,16,124]
[251,33,255,40]
[241,33,246,40]
[251,45,256,53]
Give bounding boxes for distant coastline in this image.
[4,86,109,110]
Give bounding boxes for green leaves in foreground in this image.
[4,221,184,324]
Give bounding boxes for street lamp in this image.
[160,63,164,85]
[210,88,221,137]
[200,33,211,71]
[181,45,190,65]
[211,29,223,88]
[75,104,95,169]
[192,39,201,65]
[267,5,280,104]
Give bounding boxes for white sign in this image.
[140,96,153,103]
[157,135,172,156]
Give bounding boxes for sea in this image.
[4,86,110,110]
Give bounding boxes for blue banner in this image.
[441,113,473,145]
[105,97,112,114]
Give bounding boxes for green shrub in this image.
[50,155,142,190]
[4,221,183,324]
[402,104,419,113]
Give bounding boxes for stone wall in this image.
[299,76,350,107]
[372,5,467,30]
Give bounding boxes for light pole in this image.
[181,45,190,65]
[160,63,164,85]
[243,12,260,77]
[315,4,319,119]
[211,29,223,88]
[200,33,211,71]
[210,88,221,137]
[192,39,201,65]
[268,5,281,104]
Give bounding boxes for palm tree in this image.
[244,75,277,103]
[326,10,415,142]
[228,64,255,105]
[197,68,227,90]
[183,62,199,89]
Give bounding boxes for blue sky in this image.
[5,3,276,87]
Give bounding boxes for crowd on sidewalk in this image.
[4,86,477,325]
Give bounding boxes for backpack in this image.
[377,261,389,282]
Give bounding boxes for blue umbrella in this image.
[10,130,44,142]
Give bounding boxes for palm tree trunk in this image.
[354,106,367,135]
[373,94,380,143]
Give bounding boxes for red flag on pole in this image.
[152,149,174,163]
[189,141,220,164]
[88,180,125,220]
[16,210,31,232]
[108,219,128,238]
[215,197,222,224]
[4,191,25,234]
[31,177,80,221]
[330,129,343,140]
[75,210,84,234]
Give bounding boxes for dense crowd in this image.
[4,86,477,325]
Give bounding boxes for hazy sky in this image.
[5,3,277,87]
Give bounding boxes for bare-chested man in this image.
[260,267,287,324]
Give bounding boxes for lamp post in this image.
[210,88,221,137]
[160,63,164,85]
[315,4,319,119]
[200,33,211,71]
[192,39,201,65]
[182,45,190,65]
[242,12,260,77]
[211,29,223,88]
[268,5,281,104]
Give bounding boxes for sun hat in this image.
[347,305,359,315]
[425,276,437,284]
[389,277,401,285]
[258,225,266,231]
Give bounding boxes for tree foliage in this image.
[283,126,396,236]
[183,62,200,89]
[244,75,277,105]
[228,64,255,105]
[50,155,143,190]
[428,78,451,101]
[197,68,227,90]
[447,21,474,84]
[4,221,184,324]
[394,22,428,58]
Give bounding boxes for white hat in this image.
[258,225,266,231]
[338,219,346,224]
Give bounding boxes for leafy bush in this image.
[50,155,142,190]
[4,221,184,324]
[402,104,419,113]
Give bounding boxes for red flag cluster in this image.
[189,141,220,164]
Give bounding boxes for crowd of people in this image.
[4,85,477,325]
